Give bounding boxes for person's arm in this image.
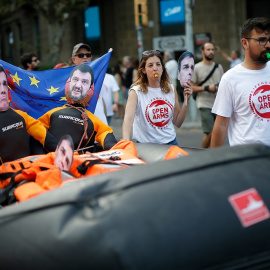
[210,115,230,148]
[122,89,138,140]
[215,46,231,62]
[173,85,192,128]
[112,91,120,112]
[190,81,217,93]
[89,112,117,150]
[17,110,58,152]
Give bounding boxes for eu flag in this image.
[0,50,112,119]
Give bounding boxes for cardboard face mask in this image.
[0,71,10,112]
[65,65,94,107]
[177,52,195,88]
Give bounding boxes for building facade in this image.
[0,0,269,71]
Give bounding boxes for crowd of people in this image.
[0,16,269,175]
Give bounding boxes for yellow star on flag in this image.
[47,86,60,95]
[10,72,22,86]
[60,97,67,101]
[29,76,40,88]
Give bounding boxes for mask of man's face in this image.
[69,70,92,101]
[54,139,73,171]
[0,72,9,112]
[178,57,195,87]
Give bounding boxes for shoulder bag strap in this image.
[198,63,219,86]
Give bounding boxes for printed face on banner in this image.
[178,52,195,87]
[0,72,9,112]
[69,69,92,101]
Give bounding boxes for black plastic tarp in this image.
[0,144,270,269]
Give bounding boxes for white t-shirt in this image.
[165,59,178,88]
[212,62,270,146]
[132,84,176,144]
[100,73,120,117]
[94,97,108,125]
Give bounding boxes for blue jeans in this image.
[167,137,179,146]
[107,116,112,126]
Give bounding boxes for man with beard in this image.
[191,42,224,148]
[178,51,195,88]
[20,52,40,71]
[38,64,117,153]
[211,17,270,148]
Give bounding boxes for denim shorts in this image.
[167,137,179,146]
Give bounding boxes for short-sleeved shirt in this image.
[132,84,176,144]
[212,62,270,146]
[191,62,224,109]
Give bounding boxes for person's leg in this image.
[202,132,212,148]
[199,108,216,148]
[107,116,112,126]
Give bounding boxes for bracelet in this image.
[204,85,209,92]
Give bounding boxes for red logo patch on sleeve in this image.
[228,188,270,228]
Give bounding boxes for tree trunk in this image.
[45,21,67,64]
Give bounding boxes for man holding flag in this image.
[71,43,108,124]
[38,64,117,153]
[0,47,113,153]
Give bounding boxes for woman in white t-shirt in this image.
[122,50,193,145]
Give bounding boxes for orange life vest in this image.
[6,141,144,203]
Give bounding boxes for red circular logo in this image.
[145,99,173,128]
[249,84,270,120]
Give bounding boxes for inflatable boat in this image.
[0,143,270,269]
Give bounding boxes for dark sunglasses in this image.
[32,58,39,62]
[74,53,92,58]
[142,50,162,56]
[245,37,270,46]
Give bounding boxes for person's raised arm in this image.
[173,84,192,128]
[215,46,231,62]
[122,89,138,141]
[210,115,230,148]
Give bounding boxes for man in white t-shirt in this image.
[211,17,270,148]
[164,50,178,88]
[99,73,120,125]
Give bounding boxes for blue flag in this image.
[0,50,112,119]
